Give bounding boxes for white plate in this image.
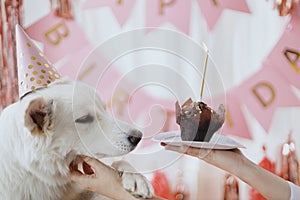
[152,131,245,150]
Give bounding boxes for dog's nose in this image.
[127,129,143,146]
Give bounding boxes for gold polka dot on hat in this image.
[16,24,61,98]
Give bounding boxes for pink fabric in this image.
[26,11,89,63]
[82,0,136,26]
[197,0,250,30]
[145,0,191,34]
[15,25,61,98]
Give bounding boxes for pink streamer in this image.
[0,0,23,110]
[197,0,250,30]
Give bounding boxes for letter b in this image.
[44,22,69,45]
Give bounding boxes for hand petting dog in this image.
[69,155,164,200]
[69,155,137,200]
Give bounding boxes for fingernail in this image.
[160,142,167,146]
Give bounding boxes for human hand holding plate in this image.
[160,140,247,176]
[152,131,244,150]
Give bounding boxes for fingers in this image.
[79,155,100,169]
[185,146,212,159]
[69,168,96,183]
[162,143,213,160]
[163,143,188,153]
[69,155,98,181]
[83,161,94,175]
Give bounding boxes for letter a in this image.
[159,0,176,15]
[284,49,300,73]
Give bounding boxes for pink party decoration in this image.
[222,90,252,139]
[58,44,94,78]
[15,25,61,98]
[26,11,89,63]
[205,90,252,139]
[145,0,191,35]
[267,4,300,89]
[82,0,136,26]
[274,0,300,16]
[197,0,250,30]
[0,0,23,109]
[238,66,300,131]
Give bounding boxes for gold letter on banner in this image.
[212,0,218,6]
[251,82,275,108]
[225,107,234,127]
[159,0,176,15]
[117,0,123,5]
[44,22,69,45]
[108,89,129,117]
[284,49,300,73]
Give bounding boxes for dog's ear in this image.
[24,97,53,136]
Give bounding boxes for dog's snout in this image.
[127,130,143,146]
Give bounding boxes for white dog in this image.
[0,78,153,199]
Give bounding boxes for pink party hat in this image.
[16,24,61,98]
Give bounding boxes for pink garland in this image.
[0,0,72,111]
[50,0,73,19]
[0,0,23,110]
[274,0,300,16]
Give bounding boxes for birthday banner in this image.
[205,90,252,139]
[82,0,137,26]
[145,0,191,35]
[218,3,300,135]
[82,0,250,33]
[267,5,300,89]
[26,11,90,62]
[24,1,300,140]
[238,65,299,130]
[197,0,250,30]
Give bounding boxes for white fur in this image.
[0,79,153,199]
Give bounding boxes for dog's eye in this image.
[75,114,94,123]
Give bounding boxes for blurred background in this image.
[1,0,300,199]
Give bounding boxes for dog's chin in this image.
[94,153,107,158]
[66,143,139,164]
[96,147,136,158]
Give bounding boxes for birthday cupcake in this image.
[175,98,225,142]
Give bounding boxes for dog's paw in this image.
[121,172,154,198]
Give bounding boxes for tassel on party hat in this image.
[16,24,61,98]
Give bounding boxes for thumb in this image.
[80,155,101,169]
[83,161,94,175]
[69,168,97,182]
[163,143,189,153]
